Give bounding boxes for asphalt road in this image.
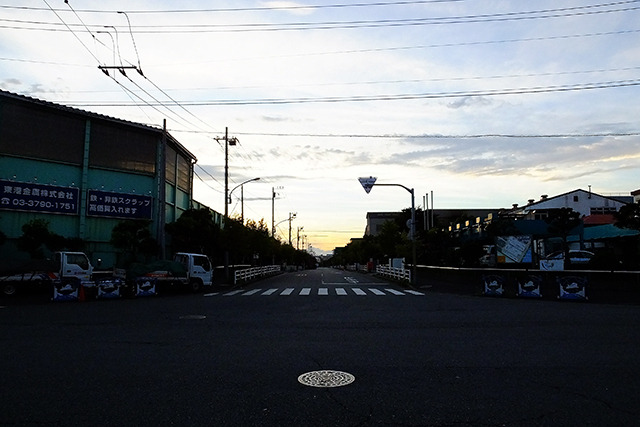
[1,267,639,426]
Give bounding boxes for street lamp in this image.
[358,176,417,286]
[228,177,260,223]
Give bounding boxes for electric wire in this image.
[63,78,640,107]
[7,1,640,33]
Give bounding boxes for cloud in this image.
[446,96,493,109]
[0,78,22,90]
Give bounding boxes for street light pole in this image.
[228,177,260,224]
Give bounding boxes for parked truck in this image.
[2,251,214,298]
[121,252,214,294]
[1,251,93,297]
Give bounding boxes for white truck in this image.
[131,252,213,293]
[1,251,93,297]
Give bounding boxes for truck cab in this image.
[173,253,213,291]
[54,252,94,285]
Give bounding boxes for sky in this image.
[1,1,640,254]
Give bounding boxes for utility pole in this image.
[272,187,276,237]
[288,212,297,245]
[214,127,238,281]
[214,127,238,220]
[158,119,167,260]
[297,226,304,250]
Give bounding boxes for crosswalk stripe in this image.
[223,290,244,296]
[213,287,422,297]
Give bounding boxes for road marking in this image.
[223,290,245,296]
[352,288,366,295]
[242,289,262,296]
[336,288,347,295]
[318,288,328,295]
[203,292,219,297]
[345,277,358,284]
[369,288,385,295]
[300,288,311,295]
[281,288,295,295]
[385,288,405,295]
[262,288,279,295]
[405,290,425,295]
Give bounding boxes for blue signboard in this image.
[0,180,79,215]
[87,190,152,219]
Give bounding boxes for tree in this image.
[110,219,157,265]
[545,208,581,265]
[615,203,640,230]
[165,208,221,258]
[16,219,66,258]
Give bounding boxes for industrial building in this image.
[0,90,219,267]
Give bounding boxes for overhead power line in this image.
[5,1,640,33]
[234,132,640,139]
[63,79,640,107]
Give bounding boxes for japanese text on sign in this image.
[87,190,152,219]
[0,180,79,215]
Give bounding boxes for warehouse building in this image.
[0,90,219,267]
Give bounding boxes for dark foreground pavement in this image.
[1,269,639,426]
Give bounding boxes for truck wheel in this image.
[2,283,18,297]
[189,279,203,293]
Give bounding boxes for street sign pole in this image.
[359,177,417,286]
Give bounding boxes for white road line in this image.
[336,288,347,295]
[262,289,279,295]
[281,288,295,295]
[223,290,245,296]
[242,289,262,296]
[385,288,405,295]
[352,288,366,295]
[405,290,425,295]
[203,292,219,297]
[368,288,385,295]
[318,288,328,295]
[300,288,311,295]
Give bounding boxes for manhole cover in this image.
[298,370,355,388]
[179,314,206,320]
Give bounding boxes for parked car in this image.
[544,250,595,265]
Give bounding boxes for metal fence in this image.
[233,265,281,285]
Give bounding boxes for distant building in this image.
[504,189,629,220]
[632,189,640,204]
[365,209,497,236]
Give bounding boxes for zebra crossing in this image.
[204,287,424,297]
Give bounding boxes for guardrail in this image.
[376,265,411,282]
[234,265,281,285]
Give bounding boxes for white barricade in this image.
[234,265,281,285]
[375,264,411,282]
